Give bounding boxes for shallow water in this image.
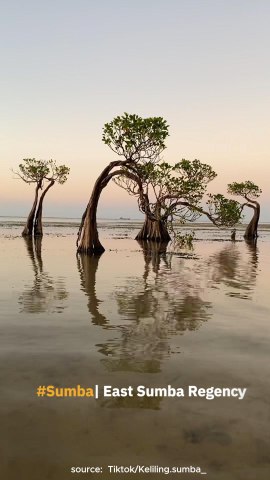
[1,221,270,479]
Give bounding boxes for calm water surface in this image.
[0,221,270,479]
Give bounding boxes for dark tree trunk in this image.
[77,160,132,255]
[135,215,171,242]
[244,203,260,240]
[34,180,55,237]
[22,182,41,236]
[77,186,105,255]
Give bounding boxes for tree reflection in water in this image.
[77,240,259,409]
[78,241,212,374]
[207,240,259,299]
[77,254,107,327]
[19,237,68,313]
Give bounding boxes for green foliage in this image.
[156,159,217,203]
[173,159,217,185]
[228,181,261,199]
[207,194,243,227]
[123,159,217,205]
[171,231,195,250]
[106,119,243,232]
[49,161,70,184]
[102,113,169,162]
[17,158,50,184]
[115,154,243,230]
[14,158,70,186]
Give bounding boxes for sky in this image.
[0,0,269,220]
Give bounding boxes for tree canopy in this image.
[102,113,169,163]
[114,159,243,239]
[15,158,50,185]
[206,193,242,227]
[14,158,70,186]
[228,181,262,200]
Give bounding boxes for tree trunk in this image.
[77,160,132,255]
[244,203,260,240]
[34,181,55,237]
[77,186,105,255]
[135,215,171,242]
[22,182,41,236]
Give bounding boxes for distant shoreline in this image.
[0,217,270,231]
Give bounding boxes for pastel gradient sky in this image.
[0,0,269,219]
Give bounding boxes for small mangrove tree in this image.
[13,158,70,237]
[228,181,262,240]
